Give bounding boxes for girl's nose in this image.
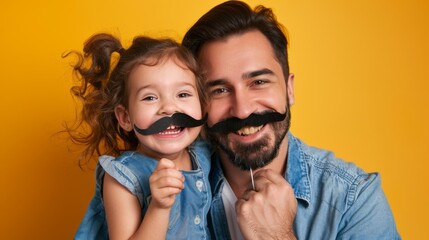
[158,100,178,116]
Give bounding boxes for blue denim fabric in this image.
[208,133,400,240]
[74,139,212,240]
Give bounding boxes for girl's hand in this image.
[149,158,185,209]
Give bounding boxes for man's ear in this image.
[287,73,295,106]
[115,105,133,132]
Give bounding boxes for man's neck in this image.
[220,135,289,199]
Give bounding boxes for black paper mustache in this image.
[134,113,207,136]
[207,111,287,133]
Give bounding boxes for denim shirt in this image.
[208,133,400,240]
[74,139,212,240]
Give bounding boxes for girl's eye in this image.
[178,92,191,98]
[142,96,156,101]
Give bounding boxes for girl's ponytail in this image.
[64,33,124,165]
[74,33,122,93]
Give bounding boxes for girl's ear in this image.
[115,105,133,132]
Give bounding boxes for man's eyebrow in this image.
[205,69,274,88]
[205,79,228,88]
[242,68,274,79]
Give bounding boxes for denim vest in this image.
[208,133,400,240]
[74,139,212,240]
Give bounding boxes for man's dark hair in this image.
[182,0,290,78]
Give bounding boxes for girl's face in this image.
[119,57,202,160]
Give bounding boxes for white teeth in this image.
[159,125,182,135]
[159,129,181,135]
[236,125,263,136]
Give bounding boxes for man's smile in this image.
[236,125,264,136]
[207,112,286,134]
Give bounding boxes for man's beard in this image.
[209,107,291,170]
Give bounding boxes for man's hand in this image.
[235,169,297,240]
[149,158,185,209]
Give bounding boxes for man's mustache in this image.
[207,111,287,133]
[134,113,207,136]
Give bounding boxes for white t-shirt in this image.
[222,180,245,240]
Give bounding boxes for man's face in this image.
[199,30,295,170]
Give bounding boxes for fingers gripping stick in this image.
[250,168,255,190]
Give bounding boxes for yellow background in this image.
[1,0,427,239]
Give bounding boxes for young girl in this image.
[66,33,211,239]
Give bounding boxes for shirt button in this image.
[196,180,204,191]
[194,215,201,225]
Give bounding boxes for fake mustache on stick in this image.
[134,113,207,136]
[207,111,287,133]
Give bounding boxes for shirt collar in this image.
[287,132,311,205]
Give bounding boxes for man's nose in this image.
[229,90,255,119]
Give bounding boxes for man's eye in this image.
[211,87,229,96]
[254,80,266,85]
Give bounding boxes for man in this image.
[183,1,400,239]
